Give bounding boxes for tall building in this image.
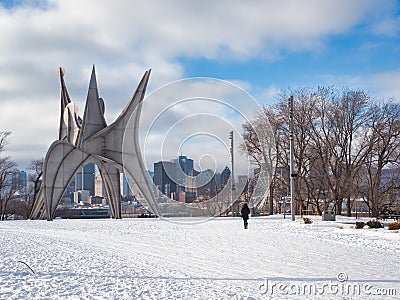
[220,166,231,186]
[65,178,75,202]
[74,190,90,203]
[153,156,231,201]
[75,163,95,196]
[154,155,195,197]
[153,161,177,196]
[122,173,132,196]
[95,174,105,197]
[11,170,27,194]
[173,155,193,175]
[173,155,194,193]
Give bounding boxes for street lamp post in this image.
[229,131,235,216]
[288,96,296,221]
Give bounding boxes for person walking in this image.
[241,203,250,229]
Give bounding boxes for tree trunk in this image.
[0,199,9,221]
[269,184,274,215]
[371,199,379,218]
[316,204,322,216]
[336,199,342,215]
[346,196,352,217]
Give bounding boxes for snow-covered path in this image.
[1,216,399,299]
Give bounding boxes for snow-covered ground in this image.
[1,215,399,299]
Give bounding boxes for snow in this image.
[1,216,399,299]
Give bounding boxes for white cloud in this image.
[366,0,400,37]
[372,17,400,37]
[0,0,389,168]
[137,78,261,175]
[313,71,400,101]
[254,86,281,106]
[369,71,400,99]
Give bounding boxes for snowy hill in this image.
[1,216,399,299]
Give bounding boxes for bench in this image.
[380,214,400,221]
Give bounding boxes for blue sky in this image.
[182,26,400,96]
[0,0,400,170]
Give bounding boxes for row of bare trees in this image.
[0,131,43,220]
[241,87,400,218]
[0,132,17,220]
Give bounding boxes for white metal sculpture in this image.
[30,66,157,220]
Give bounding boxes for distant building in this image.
[11,170,27,194]
[220,166,231,186]
[381,168,400,202]
[178,192,186,203]
[88,195,107,205]
[197,169,215,188]
[95,174,104,197]
[185,169,198,194]
[74,190,90,204]
[173,155,194,175]
[381,168,400,186]
[75,163,95,196]
[237,175,249,191]
[65,179,75,202]
[172,155,194,193]
[153,156,231,202]
[153,161,177,196]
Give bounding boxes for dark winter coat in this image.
[241,204,250,220]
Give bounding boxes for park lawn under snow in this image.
[1,215,400,299]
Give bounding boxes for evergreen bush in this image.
[366,219,383,228]
[355,221,365,229]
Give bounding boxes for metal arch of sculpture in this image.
[30,66,159,220]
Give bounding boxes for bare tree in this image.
[241,84,400,219]
[358,100,400,217]
[305,87,372,215]
[263,106,289,215]
[330,89,372,216]
[242,86,380,217]
[278,89,330,215]
[240,105,284,214]
[27,158,44,217]
[0,132,17,221]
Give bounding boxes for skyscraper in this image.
[173,155,194,193]
[65,178,75,202]
[11,170,27,194]
[173,155,193,175]
[95,174,104,197]
[75,163,95,196]
[153,161,177,196]
[220,166,231,186]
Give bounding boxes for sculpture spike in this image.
[66,107,74,143]
[77,65,107,147]
[58,67,72,140]
[84,69,151,164]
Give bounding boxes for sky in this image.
[1,0,400,173]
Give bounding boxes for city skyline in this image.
[152,154,233,203]
[1,1,400,169]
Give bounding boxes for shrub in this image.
[303,217,313,224]
[388,222,400,230]
[366,220,383,229]
[355,221,365,229]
